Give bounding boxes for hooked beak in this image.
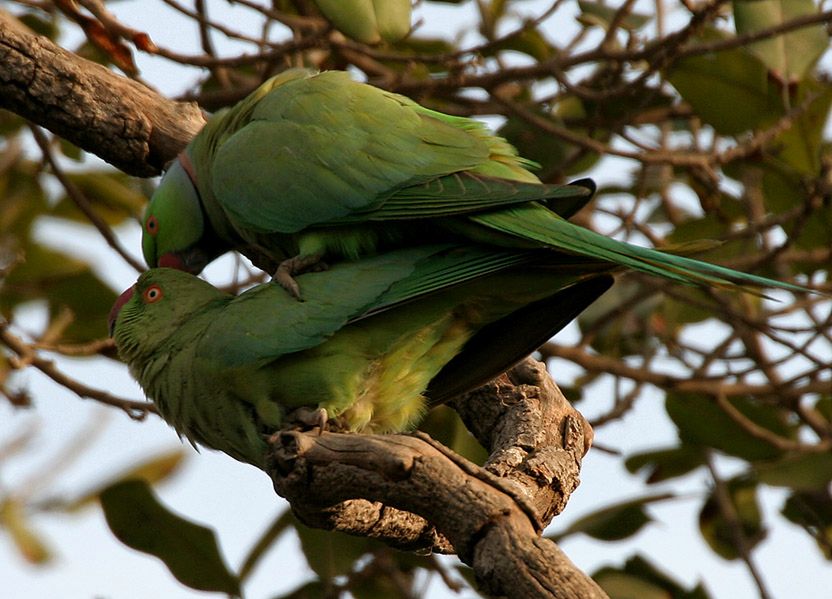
[158,246,212,274]
[109,286,135,337]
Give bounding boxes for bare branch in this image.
[0,320,154,419]
[29,125,146,272]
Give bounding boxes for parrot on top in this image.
[110,244,614,468]
[142,69,807,299]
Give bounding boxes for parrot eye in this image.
[143,285,163,303]
[145,215,159,236]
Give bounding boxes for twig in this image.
[714,392,832,453]
[0,320,155,419]
[705,455,774,599]
[32,337,115,357]
[679,8,832,61]
[541,343,832,406]
[29,126,146,273]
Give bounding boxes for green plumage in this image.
[142,69,807,295]
[111,245,612,468]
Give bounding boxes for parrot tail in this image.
[471,204,812,295]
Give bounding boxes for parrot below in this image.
[110,244,615,468]
[142,69,808,299]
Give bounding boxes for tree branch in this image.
[0,11,203,176]
[0,319,154,419]
[267,358,607,598]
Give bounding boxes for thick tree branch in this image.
[452,360,593,521]
[268,358,607,598]
[0,11,203,176]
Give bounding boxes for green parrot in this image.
[110,244,614,468]
[142,69,806,297]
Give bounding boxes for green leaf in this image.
[350,561,417,599]
[577,1,651,31]
[666,392,793,461]
[666,29,784,135]
[594,571,669,599]
[0,110,26,136]
[781,491,832,559]
[100,480,240,596]
[551,493,674,542]
[771,77,832,175]
[577,280,663,357]
[815,396,832,421]
[51,170,147,226]
[1,243,118,342]
[419,405,487,465]
[67,450,187,512]
[594,554,712,599]
[58,138,84,162]
[237,510,295,583]
[667,212,730,245]
[737,159,802,213]
[755,452,832,492]
[275,580,328,598]
[659,285,717,329]
[625,445,706,483]
[294,515,372,580]
[733,0,828,82]
[16,12,59,39]
[699,477,765,560]
[390,36,455,56]
[0,158,48,242]
[483,27,554,61]
[498,99,603,179]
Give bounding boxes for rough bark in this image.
[268,358,608,599]
[0,11,203,176]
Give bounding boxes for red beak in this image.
[109,286,135,337]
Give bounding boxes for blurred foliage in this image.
[100,479,241,595]
[1,0,831,597]
[593,554,712,599]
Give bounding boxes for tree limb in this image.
[0,11,203,176]
[268,358,607,598]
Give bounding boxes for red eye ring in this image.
[143,285,163,303]
[145,215,159,236]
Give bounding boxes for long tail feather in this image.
[471,204,811,294]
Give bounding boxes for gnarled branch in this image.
[0,11,203,176]
[267,358,607,599]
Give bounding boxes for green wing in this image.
[209,71,591,234]
[197,244,548,367]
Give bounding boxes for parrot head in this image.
[142,154,221,274]
[109,269,225,362]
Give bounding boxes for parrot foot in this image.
[275,254,327,300]
[284,406,345,435]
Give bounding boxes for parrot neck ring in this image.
[178,152,199,189]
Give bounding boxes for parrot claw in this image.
[285,406,341,435]
[275,254,327,300]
